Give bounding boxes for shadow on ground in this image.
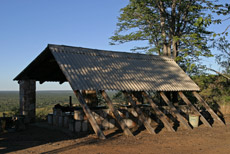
[0,124,88,153]
[0,123,124,154]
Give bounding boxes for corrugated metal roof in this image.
[14,44,200,91]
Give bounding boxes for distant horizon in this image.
[0,90,118,92]
[0,90,73,92]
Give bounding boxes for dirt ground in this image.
[1,115,230,154]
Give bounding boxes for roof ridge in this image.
[48,44,174,61]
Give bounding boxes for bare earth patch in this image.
[1,115,230,154]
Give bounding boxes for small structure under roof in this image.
[15,44,200,91]
[14,44,224,139]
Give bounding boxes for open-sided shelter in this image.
[14,44,224,139]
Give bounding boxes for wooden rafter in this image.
[160,92,192,130]
[123,91,156,134]
[142,92,175,132]
[100,90,134,136]
[178,92,212,128]
[74,90,106,139]
[192,91,225,126]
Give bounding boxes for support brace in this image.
[124,91,155,134]
[100,90,134,136]
[74,90,106,139]
[160,92,192,130]
[142,92,175,132]
[192,91,225,126]
[178,92,212,128]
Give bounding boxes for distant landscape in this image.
[0,91,79,118]
[0,90,117,119]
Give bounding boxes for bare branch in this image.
[222,17,230,22]
[206,68,230,80]
[223,25,230,34]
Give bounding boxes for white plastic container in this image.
[189,114,200,127]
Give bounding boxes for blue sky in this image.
[0,0,229,91]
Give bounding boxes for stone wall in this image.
[48,105,194,134]
[49,107,144,133]
[19,80,36,123]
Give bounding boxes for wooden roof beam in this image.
[59,81,65,84]
[39,81,45,84]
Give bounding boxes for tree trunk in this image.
[158,0,168,57]
[163,43,168,56]
[170,0,176,59]
[172,40,178,60]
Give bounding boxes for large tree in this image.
[214,37,230,78]
[110,0,229,72]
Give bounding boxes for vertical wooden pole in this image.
[132,91,144,104]
[178,92,212,128]
[123,92,155,134]
[160,92,192,130]
[69,96,72,107]
[82,90,98,107]
[100,90,133,136]
[74,90,106,139]
[142,92,175,132]
[192,91,225,126]
[172,92,178,106]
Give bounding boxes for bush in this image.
[192,75,230,110]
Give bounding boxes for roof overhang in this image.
[14,45,67,84]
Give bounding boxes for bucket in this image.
[189,114,199,127]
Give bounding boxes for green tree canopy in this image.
[215,37,230,74]
[110,0,229,72]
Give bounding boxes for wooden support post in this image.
[100,90,133,136]
[74,90,106,139]
[123,92,155,134]
[192,91,225,126]
[159,92,192,130]
[178,92,212,128]
[82,90,98,107]
[142,92,175,132]
[69,96,72,107]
